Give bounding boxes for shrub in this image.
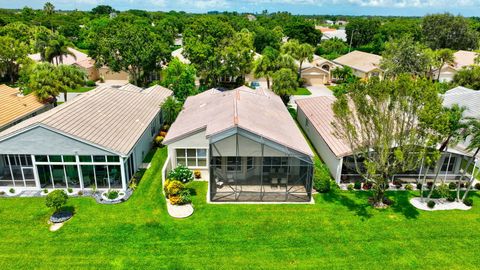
[164,180,185,197]
[0,191,5,195]
[159,131,167,137]
[393,179,402,188]
[433,184,450,199]
[77,191,84,196]
[447,194,455,202]
[405,184,413,191]
[45,190,68,212]
[427,182,433,189]
[353,181,362,190]
[179,189,192,204]
[43,189,48,194]
[313,162,333,193]
[162,124,170,131]
[362,182,373,190]
[475,183,480,190]
[169,195,182,205]
[194,170,201,179]
[347,184,354,191]
[67,188,73,194]
[427,200,436,209]
[106,190,119,200]
[154,136,164,147]
[9,188,15,194]
[464,198,473,206]
[449,182,457,190]
[416,183,422,190]
[168,165,193,183]
[85,80,96,87]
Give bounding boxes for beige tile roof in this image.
[453,50,478,69]
[29,47,90,66]
[0,85,47,129]
[74,58,95,69]
[333,50,382,73]
[164,86,314,156]
[0,85,172,156]
[296,96,352,158]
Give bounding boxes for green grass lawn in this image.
[68,86,95,93]
[0,147,479,269]
[293,87,312,95]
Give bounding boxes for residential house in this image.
[171,47,190,65]
[0,85,172,191]
[300,55,339,86]
[434,50,479,82]
[318,27,347,42]
[0,85,52,132]
[296,95,473,184]
[333,50,383,79]
[163,86,314,202]
[28,47,129,82]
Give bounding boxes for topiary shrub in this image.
[427,200,436,209]
[45,190,68,213]
[463,198,473,206]
[86,80,96,87]
[106,190,119,200]
[405,184,413,191]
[164,180,185,197]
[448,182,457,190]
[475,183,480,190]
[67,188,73,194]
[43,189,48,194]
[347,184,354,191]
[77,191,84,196]
[353,181,362,190]
[9,188,15,194]
[194,170,201,179]
[168,165,193,183]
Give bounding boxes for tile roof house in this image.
[0,84,52,132]
[434,50,479,82]
[296,95,472,183]
[299,55,340,86]
[0,85,172,191]
[28,47,129,82]
[333,50,383,79]
[163,86,314,203]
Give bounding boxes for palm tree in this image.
[28,63,61,106]
[43,2,55,15]
[459,118,480,201]
[426,105,466,199]
[55,65,86,102]
[435,49,455,81]
[161,97,182,125]
[281,39,314,78]
[45,34,76,65]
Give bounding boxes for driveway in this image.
[56,92,82,103]
[289,85,334,109]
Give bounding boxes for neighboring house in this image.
[163,86,314,203]
[333,50,383,79]
[28,47,129,82]
[434,50,479,82]
[300,55,339,86]
[335,20,348,26]
[171,47,190,64]
[0,85,172,191]
[318,27,347,42]
[324,20,334,25]
[0,85,52,132]
[296,96,471,184]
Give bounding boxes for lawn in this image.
[293,87,312,95]
[69,86,95,93]
[0,147,479,269]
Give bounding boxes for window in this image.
[63,155,76,162]
[79,155,92,162]
[247,157,254,170]
[107,156,120,163]
[227,157,241,172]
[49,155,62,162]
[93,155,106,162]
[35,155,48,162]
[441,156,457,172]
[176,149,208,168]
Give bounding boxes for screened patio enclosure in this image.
[209,131,313,202]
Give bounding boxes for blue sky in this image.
[1,0,479,16]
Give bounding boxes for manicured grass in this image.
[293,87,312,95]
[0,147,479,269]
[68,86,95,93]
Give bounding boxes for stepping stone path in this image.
[166,201,194,218]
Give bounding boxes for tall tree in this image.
[45,34,75,65]
[161,58,197,102]
[345,18,381,48]
[272,68,298,104]
[283,18,322,46]
[218,29,255,86]
[452,66,480,90]
[332,76,447,207]
[281,39,314,78]
[380,36,432,78]
[434,49,455,81]
[91,20,171,86]
[91,5,115,15]
[55,65,86,102]
[0,36,30,83]
[252,47,278,89]
[43,2,55,15]
[458,118,480,202]
[316,38,349,60]
[422,13,479,50]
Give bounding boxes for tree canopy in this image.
[422,13,479,50]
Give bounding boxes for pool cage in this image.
[209,130,313,202]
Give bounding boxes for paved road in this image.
[289,85,334,109]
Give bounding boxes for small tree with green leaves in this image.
[281,39,314,78]
[272,68,298,105]
[45,190,68,213]
[161,96,182,125]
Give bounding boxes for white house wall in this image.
[131,112,162,172]
[297,107,343,182]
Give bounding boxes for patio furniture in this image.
[279,178,288,187]
[271,178,278,188]
[215,178,224,189]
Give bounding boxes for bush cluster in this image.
[164,179,192,205]
[45,190,68,212]
[475,183,480,190]
[354,181,362,190]
[106,190,119,200]
[427,200,436,209]
[168,165,194,183]
[404,184,413,191]
[347,184,354,191]
[464,198,473,206]
[448,182,457,190]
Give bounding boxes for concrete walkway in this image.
[166,201,194,218]
[56,92,82,103]
[289,85,334,109]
